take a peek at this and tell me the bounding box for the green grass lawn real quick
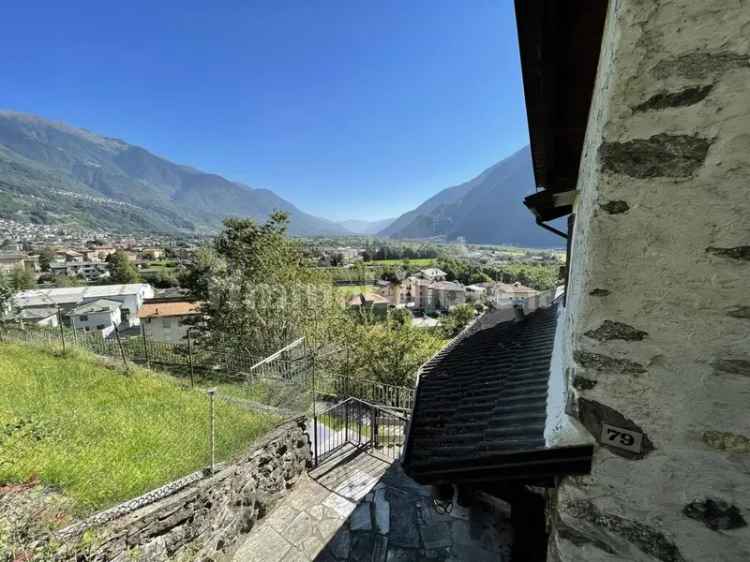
[0,343,280,514]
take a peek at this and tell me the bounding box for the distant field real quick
[363,258,435,266]
[0,343,279,513]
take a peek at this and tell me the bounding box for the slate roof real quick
[70,299,122,315]
[403,302,592,485]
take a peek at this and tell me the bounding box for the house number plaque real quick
[601,423,643,454]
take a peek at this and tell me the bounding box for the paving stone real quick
[418,547,451,561]
[418,521,452,550]
[266,503,301,534]
[328,528,351,559]
[350,531,376,561]
[232,525,291,562]
[323,493,357,518]
[309,504,325,521]
[350,503,373,531]
[389,495,419,548]
[282,547,308,562]
[372,534,389,562]
[285,511,314,547]
[386,547,419,562]
[374,489,390,535]
[232,455,511,562]
[318,515,348,539]
[300,534,325,558]
[447,543,503,562]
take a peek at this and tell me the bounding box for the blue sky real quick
[1,0,529,221]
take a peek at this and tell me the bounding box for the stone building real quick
[516,1,750,560]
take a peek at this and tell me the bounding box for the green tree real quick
[185,212,338,358]
[38,248,56,272]
[54,275,82,288]
[106,250,140,284]
[440,303,476,338]
[9,267,35,291]
[337,316,444,387]
[0,278,12,320]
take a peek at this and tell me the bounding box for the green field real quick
[363,258,436,267]
[335,284,375,298]
[0,343,280,513]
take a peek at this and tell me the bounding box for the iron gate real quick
[311,397,409,467]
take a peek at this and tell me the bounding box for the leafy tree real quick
[54,275,82,288]
[152,269,179,289]
[0,278,12,320]
[106,250,140,284]
[185,212,338,358]
[389,307,413,327]
[440,304,476,338]
[9,267,35,291]
[38,248,56,272]
[333,315,444,387]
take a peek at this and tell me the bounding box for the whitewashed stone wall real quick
[550,1,750,560]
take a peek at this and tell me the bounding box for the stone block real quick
[350,502,373,531]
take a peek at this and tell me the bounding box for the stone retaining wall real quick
[55,418,312,561]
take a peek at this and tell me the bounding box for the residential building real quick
[138,300,201,344]
[141,248,165,260]
[11,307,59,327]
[402,276,465,313]
[69,299,122,337]
[49,262,110,282]
[428,280,466,311]
[81,247,116,262]
[12,284,154,327]
[487,281,539,308]
[0,252,28,274]
[61,250,84,263]
[417,267,447,282]
[465,284,487,303]
[347,292,390,319]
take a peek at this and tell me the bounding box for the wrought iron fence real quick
[0,324,416,415]
[311,397,409,467]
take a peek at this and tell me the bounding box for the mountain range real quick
[336,218,395,235]
[378,146,559,246]
[0,111,348,236]
[0,111,556,246]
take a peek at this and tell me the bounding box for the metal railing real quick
[311,397,409,467]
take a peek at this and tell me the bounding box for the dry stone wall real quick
[550,1,750,560]
[55,419,311,562]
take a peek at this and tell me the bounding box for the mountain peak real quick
[0,111,348,236]
[379,145,560,247]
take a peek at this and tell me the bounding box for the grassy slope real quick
[0,343,280,513]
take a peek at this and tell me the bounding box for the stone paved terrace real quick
[228,445,512,561]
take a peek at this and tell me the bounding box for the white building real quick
[13,307,59,327]
[69,299,122,337]
[418,268,447,282]
[49,262,110,282]
[12,284,154,328]
[487,282,539,308]
[465,284,488,303]
[138,300,200,343]
[400,276,466,313]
